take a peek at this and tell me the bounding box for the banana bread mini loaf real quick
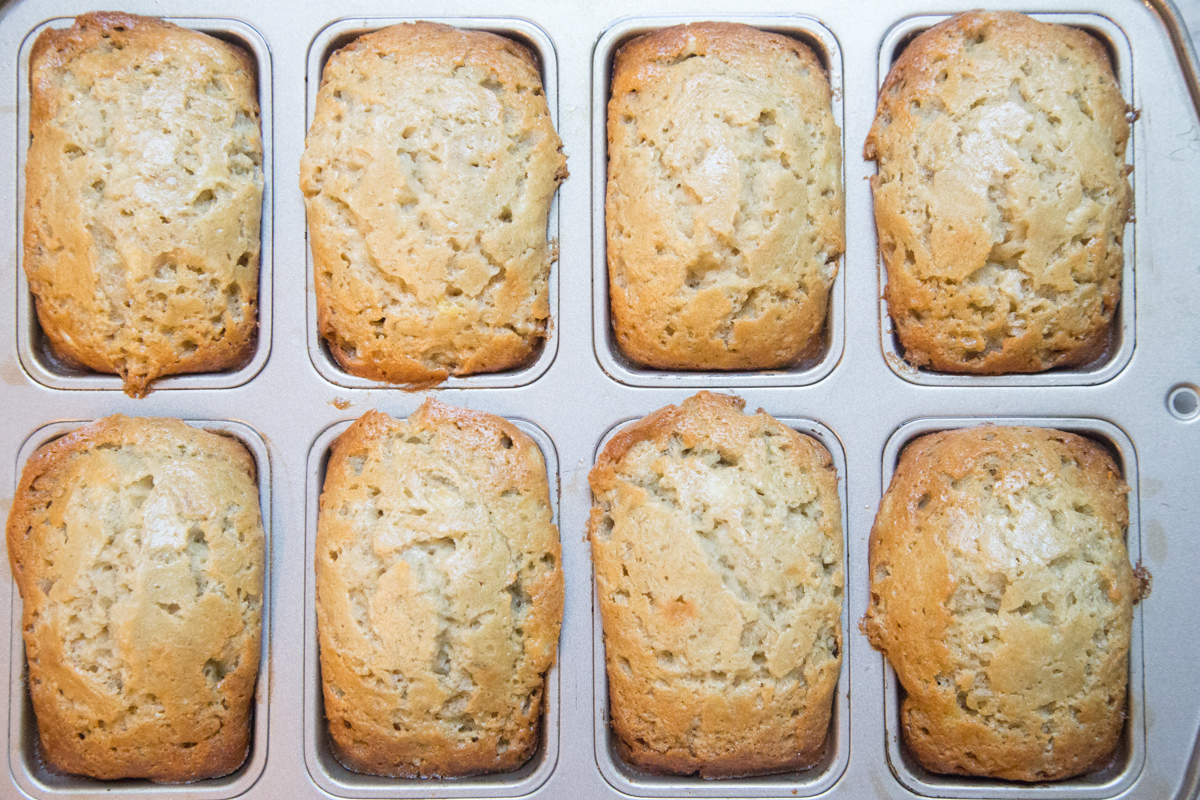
[865,12,1131,373]
[301,22,567,386]
[588,392,844,776]
[606,23,844,370]
[316,401,563,777]
[6,416,265,782]
[863,426,1139,781]
[24,13,263,397]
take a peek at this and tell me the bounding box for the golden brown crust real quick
[6,416,264,781]
[589,392,843,776]
[24,13,263,396]
[865,12,1130,373]
[302,22,567,386]
[863,426,1136,780]
[315,401,563,777]
[606,23,843,370]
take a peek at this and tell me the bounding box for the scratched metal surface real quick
[0,1,1198,798]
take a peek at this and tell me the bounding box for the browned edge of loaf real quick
[6,415,260,782]
[29,13,258,86]
[610,21,827,86]
[864,11,1118,165]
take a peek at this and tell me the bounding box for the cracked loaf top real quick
[301,22,568,386]
[24,13,263,397]
[863,425,1138,780]
[588,392,844,777]
[315,401,563,777]
[865,11,1132,373]
[606,23,844,370]
[6,415,264,781]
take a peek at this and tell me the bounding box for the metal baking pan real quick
[0,0,1198,798]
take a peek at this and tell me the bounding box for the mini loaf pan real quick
[876,417,1147,799]
[13,16,276,394]
[7,419,273,800]
[301,416,562,798]
[590,15,847,390]
[873,14,1138,388]
[302,18,563,392]
[0,1,1197,800]
[589,414,852,798]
